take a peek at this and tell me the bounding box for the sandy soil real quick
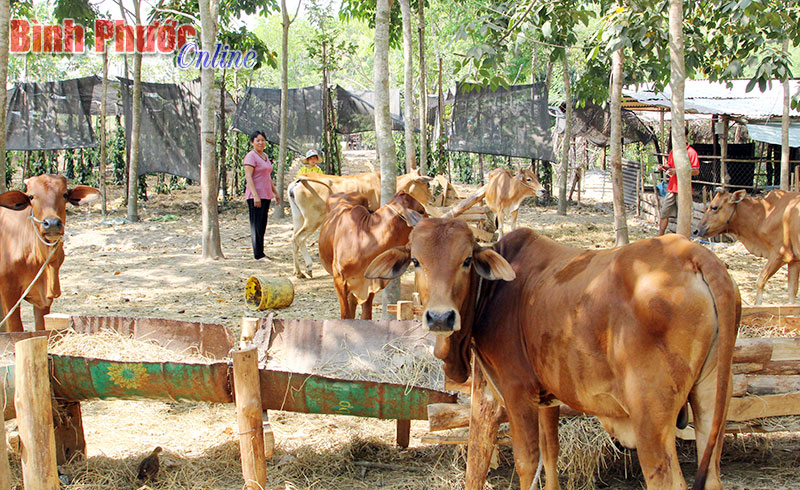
[6,170,800,489]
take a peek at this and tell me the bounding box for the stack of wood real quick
[427,177,496,243]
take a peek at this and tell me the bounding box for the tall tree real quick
[558,56,571,216]
[417,0,427,174]
[198,0,224,258]
[277,0,301,217]
[126,0,143,222]
[374,0,399,315]
[669,0,691,237]
[399,0,416,171]
[609,45,628,245]
[781,39,791,191]
[0,0,9,193]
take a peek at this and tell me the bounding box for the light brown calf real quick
[484,168,545,239]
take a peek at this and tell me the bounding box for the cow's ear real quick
[0,190,31,211]
[403,209,423,227]
[365,246,411,280]
[729,189,746,203]
[66,185,101,206]
[473,247,516,281]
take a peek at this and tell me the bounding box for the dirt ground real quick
[6,167,800,489]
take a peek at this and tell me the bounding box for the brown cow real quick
[694,188,800,305]
[0,175,99,332]
[288,169,432,278]
[485,168,545,239]
[367,219,739,490]
[319,192,426,319]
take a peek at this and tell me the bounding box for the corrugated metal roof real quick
[623,80,800,118]
[746,122,800,147]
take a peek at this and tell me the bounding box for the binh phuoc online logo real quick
[10,19,258,69]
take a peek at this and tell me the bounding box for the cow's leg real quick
[689,359,730,490]
[511,209,519,232]
[0,290,24,332]
[631,415,686,489]
[788,261,800,303]
[292,221,317,278]
[538,405,561,490]
[33,304,51,331]
[333,277,354,319]
[754,255,784,305]
[360,293,374,320]
[496,211,506,239]
[504,395,542,490]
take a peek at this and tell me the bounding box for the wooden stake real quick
[0,396,10,490]
[394,300,414,447]
[14,337,59,490]
[232,346,267,490]
[464,356,504,490]
[43,313,70,331]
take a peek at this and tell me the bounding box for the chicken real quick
[136,446,163,481]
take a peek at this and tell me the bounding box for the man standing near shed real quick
[659,127,700,235]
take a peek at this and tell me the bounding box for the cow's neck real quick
[727,197,773,257]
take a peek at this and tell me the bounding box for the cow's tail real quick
[288,181,304,233]
[692,254,740,490]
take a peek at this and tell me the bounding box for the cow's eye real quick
[27,194,34,201]
[63,193,69,200]
[411,258,419,267]
[710,206,718,211]
[463,256,472,268]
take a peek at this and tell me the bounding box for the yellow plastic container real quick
[244,276,294,310]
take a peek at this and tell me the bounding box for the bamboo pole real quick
[14,337,59,490]
[232,346,267,489]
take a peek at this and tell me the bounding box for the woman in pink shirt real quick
[244,131,280,260]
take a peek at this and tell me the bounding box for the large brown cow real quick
[319,191,426,319]
[485,168,545,239]
[288,169,432,278]
[694,188,800,305]
[0,175,99,332]
[367,218,739,490]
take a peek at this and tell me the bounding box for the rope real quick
[0,213,62,329]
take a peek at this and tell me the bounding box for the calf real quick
[319,192,426,319]
[485,168,545,239]
[695,188,800,304]
[0,175,99,332]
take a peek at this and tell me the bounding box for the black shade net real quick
[554,101,654,147]
[120,77,202,182]
[447,83,554,161]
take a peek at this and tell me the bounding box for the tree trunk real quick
[126,50,142,221]
[322,42,333,174]
[669,0,691,237]
[417,2,427,175]
[375,0,399,317]
[199,0,224,259]
[218,71,228,202]
[277,0,290,217]
[399,0,416,171]
[609,46,629,245]
[781,39,791,191]
[557,55,571,216]
[0,0,9,192]
[99,48,108,215]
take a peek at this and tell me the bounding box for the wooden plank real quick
[757,361,800,375]
[769,338,800,361]
[733,362,765,374]
[733,374,748,397]
[469,224,494,243]
[734,338,774,364]
[728,392,800,421]
[420,430,512,446]
[43,313,70,331]
[742,305,800,317]
[745,375,800,396]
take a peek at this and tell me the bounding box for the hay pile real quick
[47,328,213,363]
[557,415,627,489]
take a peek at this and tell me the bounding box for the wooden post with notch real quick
[465,353,504,490]
[394,301,414,448]
[15,337,59,490]
[233,346,267,489]
[240,318,275,459]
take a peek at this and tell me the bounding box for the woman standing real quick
[244,131,280,260]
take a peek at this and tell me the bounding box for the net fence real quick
[554,101,655,147]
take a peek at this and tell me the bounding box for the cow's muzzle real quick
[424,309,458,334]
[692,224,706,237]
[42,217,63,235]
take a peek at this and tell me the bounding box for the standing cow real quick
[485,168,545,239]
[695,188,800,305]
[319,191,426,319]
[367,217,739,490]
[0,175,99,332]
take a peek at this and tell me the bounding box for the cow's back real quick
[484,169,513,209]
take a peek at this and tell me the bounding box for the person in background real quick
[298,149,324,175]
[658,126,700,236]
[244,130,280,260]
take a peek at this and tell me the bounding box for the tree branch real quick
[153,7,200,24]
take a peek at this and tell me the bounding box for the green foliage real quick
[339,0,428,49]
[110,123,127,185]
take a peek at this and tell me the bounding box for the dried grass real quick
[556,415,627,490]
[47,328,213,363]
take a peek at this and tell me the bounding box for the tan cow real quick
[485,168,545,239]
[287,169,432,278]
[694,188,800,305]
[319,192,426,319]
[367,218,739,490]
[0,175,99,332]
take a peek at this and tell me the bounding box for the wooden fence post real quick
[239,317,275,460]
[0,399,10,490]
[232,346,267,489]
[15,337,59,490]
[394,300,414,448]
